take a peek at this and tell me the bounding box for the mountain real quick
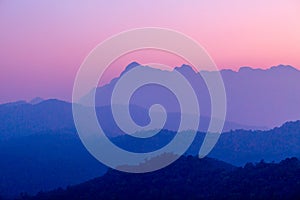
[220,64,300,128]
[207,120,300,165]
[1,100,27,107]
[0,99,75,139]
[111,120,300,166]
[81,63,300,129]
[5,63,299,138]
[0,99,261,140]
[0,131,107,198]
[0,120,298,198]
[20,156,300,200]
[1,63,300,198]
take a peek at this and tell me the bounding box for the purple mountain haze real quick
[80,63,300,130]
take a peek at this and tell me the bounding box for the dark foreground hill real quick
[19,156,300,200]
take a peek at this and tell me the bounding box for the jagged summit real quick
[270,64,298,71]
[174,64,196,73]
[125,61,141,70]
[237,64,298,73]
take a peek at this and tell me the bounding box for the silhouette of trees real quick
[19,156,300,200]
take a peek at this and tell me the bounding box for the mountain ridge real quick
[20,156,300,200]
[83,62,300,129]
[0,117,299,198]
[0,98,267,140]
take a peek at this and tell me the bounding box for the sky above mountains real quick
[0,0,300,103]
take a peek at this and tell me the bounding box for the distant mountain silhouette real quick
[80,62,300,129]
[21,156,300,200]
[0,99,75,139]
[1,100,27,107]
[0,99,262,140]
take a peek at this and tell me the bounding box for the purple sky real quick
[1,0,300,103]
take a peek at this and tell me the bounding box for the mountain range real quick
[0,98,261,139]
[3,63,300,136]
[1,63,300,198]
[0,114,299,198]
[81,63,300,129]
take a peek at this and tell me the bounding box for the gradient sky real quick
[1,0,300,103]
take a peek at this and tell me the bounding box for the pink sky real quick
[1,0,300,103]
